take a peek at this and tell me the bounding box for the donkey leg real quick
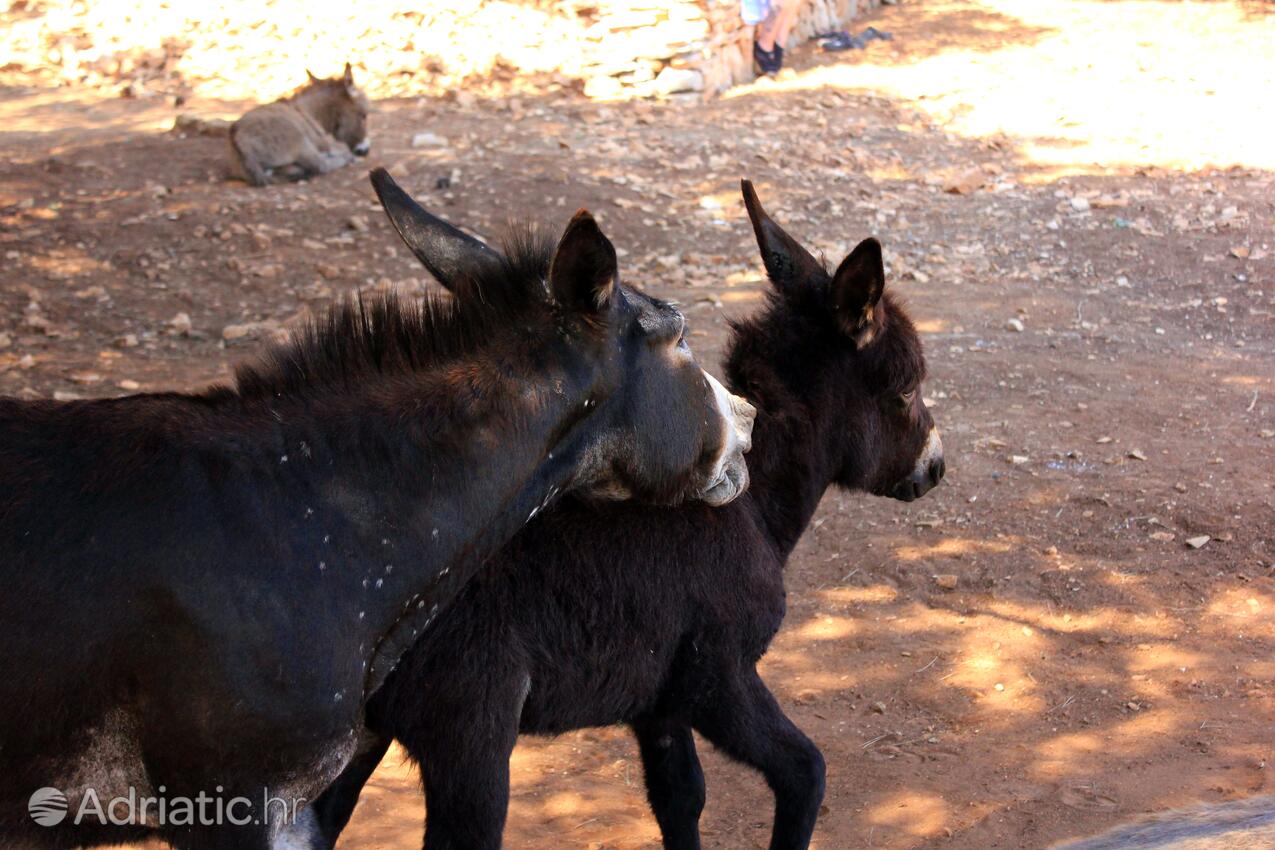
[692,670,825,850]
[415,725,518,850]
[307,730,393,849]
[633,716,706,850]
[401,674,528,850]
[294,144,354,177]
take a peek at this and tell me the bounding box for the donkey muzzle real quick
[891,426,945,502]
[353,139,371,157]
[699,373,756,507]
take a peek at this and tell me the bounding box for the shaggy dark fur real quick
[307,181,945,850]
[232,233,550,401]
[0,171,747,850]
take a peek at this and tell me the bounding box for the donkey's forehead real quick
[866,309,928,391]
[629,291,683,336]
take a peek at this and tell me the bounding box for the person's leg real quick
[754,0,803,72]
[771,0,803,50]
[755,2,780,52]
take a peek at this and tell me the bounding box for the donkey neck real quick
[219,347,604,697]
[727,346,843,562]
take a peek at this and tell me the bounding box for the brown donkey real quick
[229,63,371,186]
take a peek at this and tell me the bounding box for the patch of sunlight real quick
[820,583,899,605]
[793,614,859,641]
[720,289,765,304]
[509,741,564,780]
[981,600,1179,639]
[740,0,1275,173]
[865,790,951,836]
[1033,731,1104,778]
[1205,589,1275,639]
[894,536,1014,561]
[864,164,917,182]
[914,318,948,334]
[1221,375,1267,386]
[723,270,765,287]
[1034,711,1179,779]
[1125,645,1205,675]
[25,253,113,279]
[541,791,589,819]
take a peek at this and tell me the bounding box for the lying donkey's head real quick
[300,63,372,156]
[736,180,944,502]
[372,170,754,507]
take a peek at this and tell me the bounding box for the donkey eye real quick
[896,390,916,408]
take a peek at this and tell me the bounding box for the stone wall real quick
[583,0,882,99]
[0,0,881,103]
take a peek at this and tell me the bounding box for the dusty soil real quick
[2,1,1273,848]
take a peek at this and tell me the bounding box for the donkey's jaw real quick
[698,371,755,507]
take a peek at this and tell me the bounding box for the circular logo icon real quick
[29,787,68,827]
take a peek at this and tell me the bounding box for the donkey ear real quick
[369,168,501,291]
[830,237,886,347]
[741,179,823,293]
[548,210,617,314]
[343,62,354,87]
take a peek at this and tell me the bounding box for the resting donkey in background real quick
[305,180,946,850]
[0,169,753,850]
[230,63,372,186]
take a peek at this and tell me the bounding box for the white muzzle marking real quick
[700,370,755,506]
[913,426,944,479]
[353,138,371,156]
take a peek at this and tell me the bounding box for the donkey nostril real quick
[930,458,946,486]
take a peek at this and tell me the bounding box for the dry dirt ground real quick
[2,1,1274,849]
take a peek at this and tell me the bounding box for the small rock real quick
[583,75,624,100]
[935,574,959,590]
[411,132,449,149]
[346,215,369,232]
[1009,454,1029,465]
[1005,318,1024,332]
[1070,197,1091,212]
[1128,449,1147,461]
[222,319,283,343]
[870,701,887,714]
[943,167,985,195]
[793,689,818,705]
[114,333,139,348]
[117,379,141,391]
[652,66,703,95]
[0,333,10,349]
[169,312,193,336]
[1185,535,1211,549]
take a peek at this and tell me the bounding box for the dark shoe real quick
[753,40,781,75]
[820,31,866,52]
[863,26,894,41]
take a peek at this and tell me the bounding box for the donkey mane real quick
[232,230,554,400]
